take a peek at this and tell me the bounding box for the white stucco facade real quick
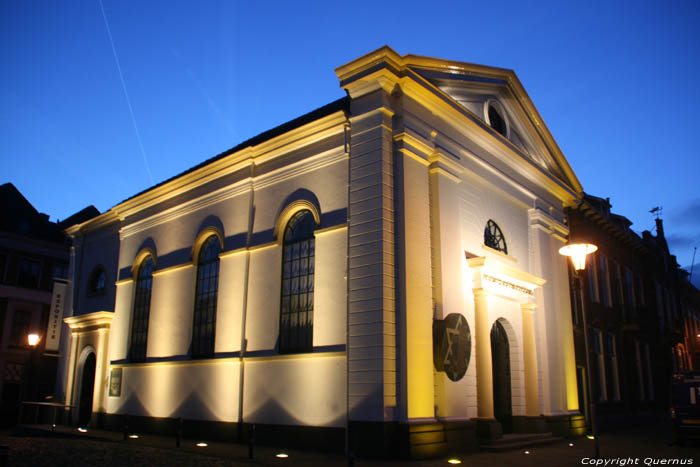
[58,47,584,456]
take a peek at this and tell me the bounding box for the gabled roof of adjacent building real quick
[0,183,68,244]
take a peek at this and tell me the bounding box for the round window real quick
[487,104,507,137]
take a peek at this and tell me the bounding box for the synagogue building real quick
[57,46,586,457]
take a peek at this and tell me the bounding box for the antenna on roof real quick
[649,206,662,220]
[690,247,697,284]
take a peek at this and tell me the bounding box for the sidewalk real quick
[1,423,697,467]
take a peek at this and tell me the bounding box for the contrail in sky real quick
[98,0,154,185]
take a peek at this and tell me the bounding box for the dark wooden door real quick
[491,321,512,433]
[78,353,96,427]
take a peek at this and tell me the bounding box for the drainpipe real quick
[238,180,254,438]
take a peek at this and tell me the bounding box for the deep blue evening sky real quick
[2,1,699,282]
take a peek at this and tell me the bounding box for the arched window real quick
[279,210,315,353]
[129,256,154,362]
[484,220,508,254]
[192,235,221,358]
[87,266,106,296]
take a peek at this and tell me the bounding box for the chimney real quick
[655,218,665,238]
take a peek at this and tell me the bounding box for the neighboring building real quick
[677,270,700,371]
[566,194,700,432]
[0,183,96,425]
[57,47,586,457]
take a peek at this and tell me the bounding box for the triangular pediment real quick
[405,60,577,191]
[336,47,583,201]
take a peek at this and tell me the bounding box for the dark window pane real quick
[279,210,315,353]
[484,220,507,254]
[192,236,220,358]
[129,256,154,362]
[488,105,507,136]
[10,310,31,347]
[17,259,41,289]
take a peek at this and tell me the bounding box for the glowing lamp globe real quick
[559,242,597,271]
[27,333,40,347]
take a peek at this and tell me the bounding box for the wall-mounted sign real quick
[109,368,122,397]
[433,313,471,382]
[46,280,68,352]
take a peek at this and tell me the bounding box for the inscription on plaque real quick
[109,368,122,397]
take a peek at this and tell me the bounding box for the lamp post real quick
[559,238,600,458]
[25,334,40,401]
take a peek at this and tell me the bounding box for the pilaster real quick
[521,302,539,416]
[345,89,398,422]
[473,288,494,419]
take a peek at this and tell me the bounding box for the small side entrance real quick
[491,320,512,434]
[78,353,96,426]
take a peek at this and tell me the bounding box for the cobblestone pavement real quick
[0,423,697,467]
[0,434,251,467]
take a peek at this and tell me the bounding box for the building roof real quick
[120,97,350,206]
[0,183,67,244]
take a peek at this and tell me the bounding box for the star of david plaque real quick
[433,313,471,382]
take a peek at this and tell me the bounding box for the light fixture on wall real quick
[27,333,40,347]
[559,228,599,459]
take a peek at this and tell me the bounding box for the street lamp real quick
[27,333,40,347]
[559,235,599,458]
[20,333,41,424]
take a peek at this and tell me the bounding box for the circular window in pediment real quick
[485,100,509,138]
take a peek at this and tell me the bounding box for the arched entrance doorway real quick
[491,320,512,433]
[78,352,96,426]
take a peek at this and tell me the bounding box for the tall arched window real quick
[129,256,154,362]
[279,210,315,353]
[484,219,508,254]
[192,235,221,358]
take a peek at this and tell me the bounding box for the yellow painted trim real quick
[113,112,347,220]
[110,351,346,368]
[315,223,347,236]
[249,241,277,253]
[393,131,434,157]
[219,247,247,259]
[64,311,114,331]
[398,147,430,166]
[467,256,546,287]
[191,227,224,263]
[71,111,347,234]
[246,351,346,363]
[273,200,321,244]
[428,150,463,176]
[151,262,194,277]
[115,277,133,287]
[482,244,517,263]
[429,167,461,183]
[131,248,156,280]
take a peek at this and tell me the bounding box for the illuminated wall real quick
[61,47,585,444]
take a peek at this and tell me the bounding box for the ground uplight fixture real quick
[275,453,289,458]
[586,435,595,440]
[196,442,208,447]
[569,443,574,447]
[524,450,530,455]
[27,333,40,347]
[447,459,462,465]
[129,434,139,439]
[77,427,88,433]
